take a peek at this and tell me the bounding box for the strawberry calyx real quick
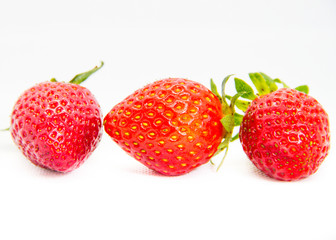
[210,75,246,170]
[226,72,309,112]
[50,61,104,84]
[210,72,309,170]
[232,72,309,100]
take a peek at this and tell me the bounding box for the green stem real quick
[69,61,104,85]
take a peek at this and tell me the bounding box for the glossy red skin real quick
[239,88,330,181]
[104,78,225,176]
[10,81,103,172]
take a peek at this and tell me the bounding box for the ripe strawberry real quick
[104,78,236,176]
[236,73,330,181]
[10,62,104,173]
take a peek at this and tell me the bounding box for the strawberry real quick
[233,73,330,181]
[10,62,104,173]
[103,78,238,176]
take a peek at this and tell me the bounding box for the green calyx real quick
[210,72,309,170]
[226,72,309,109]
[50,61,104,84]
[210,75,246,170]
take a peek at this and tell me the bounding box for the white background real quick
[1,0,335,239]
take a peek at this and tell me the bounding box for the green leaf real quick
[221,75,233,96]
[234,113,243,126]
[273,78,289,88]
[70,61,104,85]
[214,83,245,172]
[220,114,234,133]
[229,91,246,109]
[216,144,229,171]
[210,79,222,103]
[259,72,278,92]
[221,91,246,131]
[249,72,270,95]
[225,95,251,112]
[230,133,239,142]
[221,74,234,113]
[295,85,309,94]
[217,140,228,153]
[214,133,232,169]
[234,77,257,100]
[235,99,251,112]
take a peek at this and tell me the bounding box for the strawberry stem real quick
[69,61,104,85]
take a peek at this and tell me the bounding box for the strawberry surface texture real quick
[10,64,103,172]
[104,78,225,176]
[239,88,330,181]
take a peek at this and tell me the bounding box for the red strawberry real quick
[10,62,104,173]
[235,73,330,181]
[103,78,234,176]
